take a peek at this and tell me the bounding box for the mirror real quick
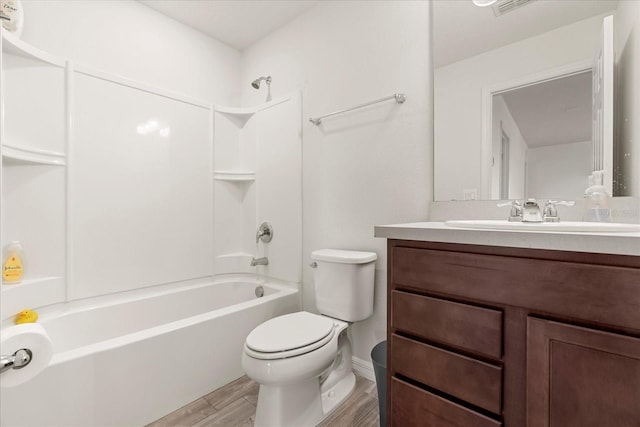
[433,0,634,201]
[488,68,593,201]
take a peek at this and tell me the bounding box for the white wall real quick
[20,0,240,105]
[239,1,433,362]
[527,141,593,200]
[15,0,433,364]
[435,13,608,201]
[14,1,242,300]
[615,1,640,197]
[254,95,302,284]
[69,73,213,300]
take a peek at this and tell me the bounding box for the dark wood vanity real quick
[386,238,640,427]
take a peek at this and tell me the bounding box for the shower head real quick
[251,76,272,89]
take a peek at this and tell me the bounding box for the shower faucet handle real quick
[256,222,273,244]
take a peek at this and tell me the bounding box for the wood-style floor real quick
[146,374,380,427]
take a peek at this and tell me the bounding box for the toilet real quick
[242,249,377,427]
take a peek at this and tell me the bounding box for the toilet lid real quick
[246,311,335,354]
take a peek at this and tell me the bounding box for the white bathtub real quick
[0,275,299,427]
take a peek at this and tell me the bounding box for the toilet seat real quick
[245,312,336,360]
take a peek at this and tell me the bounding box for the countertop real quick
[374,222,640,257]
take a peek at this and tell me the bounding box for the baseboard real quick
[352,356,376,382]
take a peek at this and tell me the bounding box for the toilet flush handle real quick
[309,262,317,268]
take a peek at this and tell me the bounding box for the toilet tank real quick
[310,249,377,322]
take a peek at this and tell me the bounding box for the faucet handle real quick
[256,222,273,244]
[547,200,575,207]
[543,200,575,222]
[497,200,523,222]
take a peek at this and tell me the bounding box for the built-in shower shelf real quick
[215,252,255,275]
[1,28,66,67]
[1,276,66,322]
[217,252,254,259]
[214,105,255,128]
[214,170,256,182]
[2,144,66,166]
[1,276,62,290]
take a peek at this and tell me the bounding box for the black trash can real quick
[371,340,387,427]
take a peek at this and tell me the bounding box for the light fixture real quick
[472,0,498,6]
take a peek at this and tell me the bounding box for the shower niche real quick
[213,106,258,273]
[213,94,302,282]
[0,29,67,318]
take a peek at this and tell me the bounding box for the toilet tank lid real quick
[311,249,377,264]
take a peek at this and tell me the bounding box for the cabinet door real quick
[527,318,640,427]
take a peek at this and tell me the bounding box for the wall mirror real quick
[433,0,634,202]
[486,64,593,201]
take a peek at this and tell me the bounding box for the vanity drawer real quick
[391,246,640,333]
[391,377,502,427]
[391,290,502,359]
[391,334,502,414]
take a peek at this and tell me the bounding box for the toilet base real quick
[321,371,356,418]
[253,371,356,427]
[246,317,356,427]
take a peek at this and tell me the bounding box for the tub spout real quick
[250,257,269,267]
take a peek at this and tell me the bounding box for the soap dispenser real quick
[583,172,611,222]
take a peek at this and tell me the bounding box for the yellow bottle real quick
[2,242,24,284]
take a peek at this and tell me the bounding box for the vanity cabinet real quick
[527,318,640,427]
[386,239,640,427]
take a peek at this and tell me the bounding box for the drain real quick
[255,286,264,298]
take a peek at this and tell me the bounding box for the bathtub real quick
[0,275,299,427]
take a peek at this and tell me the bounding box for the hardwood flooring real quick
[147,374,379,427]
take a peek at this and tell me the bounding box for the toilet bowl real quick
[241,249,376,427]
[242,312,354,427]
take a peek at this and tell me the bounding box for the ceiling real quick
[500,71,592,148]
[140,0,616,149]
[140,0,617,61]
[433,0,617,67]
[140,0,319,51]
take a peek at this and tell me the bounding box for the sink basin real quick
[445,220,640,233]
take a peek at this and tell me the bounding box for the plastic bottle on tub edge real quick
[2,241,25,284]
[583,171,612,223]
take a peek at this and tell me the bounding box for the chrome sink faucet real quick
[522,199,543,222]
[498,199,575,222]
[542,200,575,222]
[497,199,542,222]
[497,200,523,222]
